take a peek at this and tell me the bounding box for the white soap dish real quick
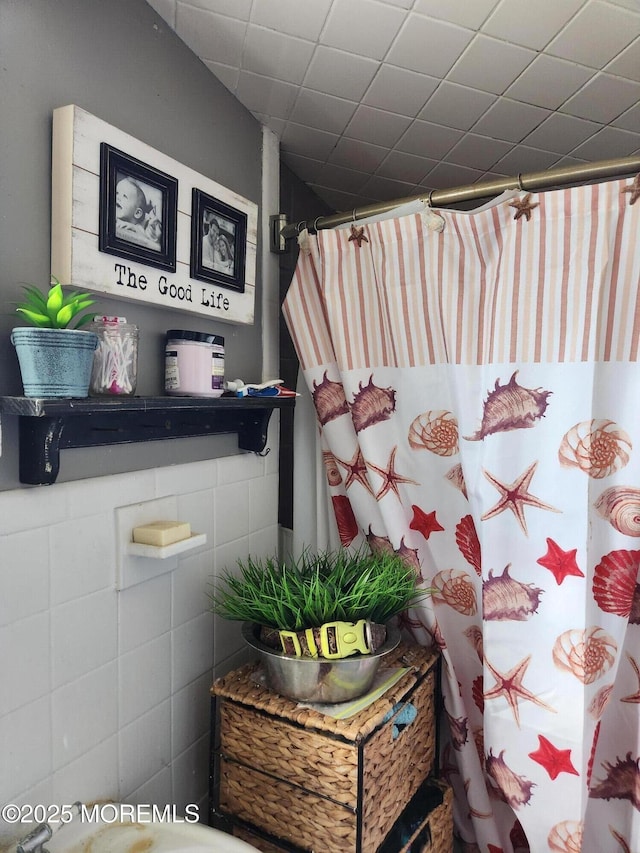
[126,533,207,559]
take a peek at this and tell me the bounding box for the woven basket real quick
[212,643,439,853]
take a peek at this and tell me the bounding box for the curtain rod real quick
[281,154,640,239]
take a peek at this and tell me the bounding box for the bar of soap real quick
[133,520,191,547]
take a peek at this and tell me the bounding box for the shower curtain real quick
[282,177,640,853]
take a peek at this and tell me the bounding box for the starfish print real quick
[528,734,579,780]
[333,447,375,496]
[621,654,640,703]
[536,537,584,584]
[484,654,556,727]
[367,446,419,501]
[409,505,444,539]
[348,224,368,247]
[621,173,640,205]
[481,461,561,536]
[509,193,539,221]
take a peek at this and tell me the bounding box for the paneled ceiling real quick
[148,0,640,212]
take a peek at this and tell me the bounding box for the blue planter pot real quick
[11,327,99,398]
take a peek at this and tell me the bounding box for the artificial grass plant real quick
[208,547,427,631]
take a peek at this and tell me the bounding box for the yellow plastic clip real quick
[319,620,371,659]
[279,630,302,656]
[304,628,319,658]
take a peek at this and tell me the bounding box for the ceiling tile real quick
[303,46,379,100]
[448,35,536,94]
[329,137,390,172]
[362,66,439,116]
[413,0,499,30]
[419,161,484,189]
[249,0,332,40]
[280,152,325,184]
[420,82,496,130]
[481,0,585,51]
[204,61,239,93]
[253,114,287,137]
[604,37,640,83]
[235,72,300,119]
[376,0,413,8]
[523,113,600,154]
[359,174,420,201]
[471,98,551,143]
[492,145,562,175]
[614,102,640,133]
[396,119,464,159]
[315,163,370,194]
[571,126,640,159]
[606,0,640,9]
[504,54,592,109]
[547,1,640,68]
[447,133,515,170]
[561,74,640,124]
[148,0,176,28]
[376,150,437,183]
[309,185,376,209]
[289,89,358,135]
[242,25,315,84]
[280,123,340,160]
[177,0,252,20]
[175,6,246,66]
[386,14,473,77]
[321,0,406,60]
[344,106,413,147]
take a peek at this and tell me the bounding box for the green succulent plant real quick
[15,276,96,330]
[208,547,429,632]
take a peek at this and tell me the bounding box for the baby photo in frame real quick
[99,143,178,272]
[190,188,247,293]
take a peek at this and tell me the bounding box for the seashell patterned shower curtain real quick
[282,177,640,853]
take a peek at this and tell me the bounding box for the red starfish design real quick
[488,846,504,853]
[334,447,375,496]
[528,734,579,780]
[348,224,368,247]
[481,461,561,536]
[536,537,584,584]
[409,505,444,539]
[509,193,539,221]
[484,654,556,727]
[622,173,640,205]
[367,446,419,501]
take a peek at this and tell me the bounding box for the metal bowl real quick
[242,622,401,704]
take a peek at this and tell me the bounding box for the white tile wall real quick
[0,421,281,845]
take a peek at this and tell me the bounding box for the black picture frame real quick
[99,143,178,272]
[190,189,247,293]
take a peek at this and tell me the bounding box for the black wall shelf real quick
[0,395,294,486]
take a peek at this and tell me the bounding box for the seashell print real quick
[588,684,614,719]
[395,537,423,580]
[483,565,543,621]
[552,626,617,684]
[464,625,484,661]
[456,514,481,575]
[472,676,484,713]
[311,371,349,426]
[590,751,640,809]
[631,586,640,624]
[510,821,529,852]
[587,721,601,788]
[432,568,478,615]
[472,727,485,769]
[331,495,358,547]
[445,462,468,498]
[322,451,342,487]
[595,486,640,536]
[558,419,632,479]
[592,549,640,618]
[609,827,631,853]
[464,371,551,441]
[486,749,535,809]
[408,410,459,456]
[445,705,469,750]
[349,375,396,432]
[547,821,583,853]
[365,526,394,555]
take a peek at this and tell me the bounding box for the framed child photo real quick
[190,188,247,293]
[99,143,178,272]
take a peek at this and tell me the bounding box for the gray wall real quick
[0,0,265,488]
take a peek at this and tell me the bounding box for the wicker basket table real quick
[210,642,452,853]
